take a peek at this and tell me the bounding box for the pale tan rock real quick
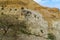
[0,0,60,40]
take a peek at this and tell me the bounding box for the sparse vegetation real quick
[0,14,21,40]
[47,33,56,40]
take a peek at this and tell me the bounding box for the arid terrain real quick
[0,0,60,40]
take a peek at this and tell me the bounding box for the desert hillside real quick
[0,0,60,40]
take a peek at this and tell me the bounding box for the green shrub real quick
[48,33,56,40]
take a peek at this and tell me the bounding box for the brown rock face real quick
[0,0,60,40]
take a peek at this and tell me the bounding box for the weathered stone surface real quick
[0,0,59,40]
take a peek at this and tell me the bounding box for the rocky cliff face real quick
[0,0,60,40]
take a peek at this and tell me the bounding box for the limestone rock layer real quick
[0,0,60,40]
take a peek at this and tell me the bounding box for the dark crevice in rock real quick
[10,9,12,11]
[34,15,36,18]
[1,7,4,10]
[21,7,24,10]
[1,12,4,15]
[40,30,43,33]
[15,9,17,11]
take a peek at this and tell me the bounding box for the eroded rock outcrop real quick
[0,0,60,40]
